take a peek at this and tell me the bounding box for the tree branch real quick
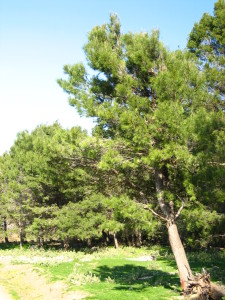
[138,203,168,222]
[175,200,185,220]
[208,162,225,166]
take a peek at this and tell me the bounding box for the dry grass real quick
[0,263,90,300]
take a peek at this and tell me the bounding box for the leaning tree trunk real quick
[168,222,193,290]
[154,169,225,299]
[168,220,225,299]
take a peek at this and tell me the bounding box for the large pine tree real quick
[58,12,225,298]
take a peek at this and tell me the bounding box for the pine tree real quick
[58,14,225,298]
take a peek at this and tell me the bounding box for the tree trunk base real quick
[183,269,225,300]
[113,233,119,249]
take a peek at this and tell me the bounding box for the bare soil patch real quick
[0,285,12,300]
[0,263,90,300]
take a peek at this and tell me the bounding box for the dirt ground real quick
[0,263,90,300]
[0,285,12,300]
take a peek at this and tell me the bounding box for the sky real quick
[0,0,215,154]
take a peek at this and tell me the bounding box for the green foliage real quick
[178,206,225,248]
[57,194,107,242]
[0,123,101,243]
[187,0,225,108]
[58,13,225,249]
[0,9,224,251]
[102,195,159,240]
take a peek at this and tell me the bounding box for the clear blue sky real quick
[0,0,215,154]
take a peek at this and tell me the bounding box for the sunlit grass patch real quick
[0,246,224,299]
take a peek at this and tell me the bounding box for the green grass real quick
[32,247,181,300]
[0,245,224,300]
[82,258,180,300]
[40,262,75,281]
[9,289,20,300]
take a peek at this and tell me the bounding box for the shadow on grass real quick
[94,264,180,292]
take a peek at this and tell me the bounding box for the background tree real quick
[0,123,96,246]
[0,136,35,249]
[187,0,225,250]
[57,193,107,248]
[187,0,225,109]
[1,123,155,248]
[0,153,12,244]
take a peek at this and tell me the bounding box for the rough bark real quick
[154,168,225,299]
[155,169,171,220]
[168,223,193,290]
[113,232,119,249]
[155,169,193,290]
[167,224,225,300]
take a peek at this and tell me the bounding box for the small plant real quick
[105,276,115,284]
[68,269,100,286]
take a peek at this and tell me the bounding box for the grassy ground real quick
[0,244,224,300]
